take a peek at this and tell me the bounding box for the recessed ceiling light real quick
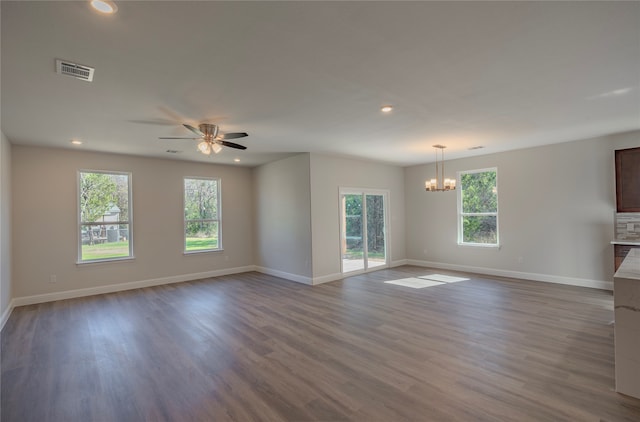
[234,158,241,163]
[70,139,83,145]
[90,0,118,14]
[381,105,393,113]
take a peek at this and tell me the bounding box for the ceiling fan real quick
[159,123,248,155]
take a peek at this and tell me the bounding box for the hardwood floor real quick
[2,266,640,421]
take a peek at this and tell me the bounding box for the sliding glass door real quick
[340,189,388,274]
[342,193,365,272]
[365,194,387,270]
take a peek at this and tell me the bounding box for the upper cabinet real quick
[616,147,640,212]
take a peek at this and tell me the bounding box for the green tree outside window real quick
[459,169,498,244]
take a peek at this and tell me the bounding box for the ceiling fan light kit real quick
[160,123,248,156]
[197,141,211,155]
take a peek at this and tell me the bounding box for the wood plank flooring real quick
[2,266,640,421]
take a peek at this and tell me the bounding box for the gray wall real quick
[310,153,406,280]
[4,130,638,306]
[404,130,640,288]
[253,153,313,281]
[11,146,254,299]
[252,152,407,283]
[1,132,12,318]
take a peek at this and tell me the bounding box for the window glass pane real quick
[80,172,129,223]
[459,168,498,245]
[461,171,497,213]
[184,177,220,252]
[184,179,218,220]
[185,221,219,251]
[344,194,363,258]
[81,224,130,260]
[462,216,497,244]
[366,194,386,269]
[79,171,131,262]
[366,195,385,255]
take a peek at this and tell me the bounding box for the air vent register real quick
[55,59,95,82]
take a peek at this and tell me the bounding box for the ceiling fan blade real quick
[159,137,200,140]
[183,124,204,137]
[221,132,248,140]
[220,140,247,150]
[128,118,176,126]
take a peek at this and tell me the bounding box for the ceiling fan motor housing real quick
[199,124,219,140]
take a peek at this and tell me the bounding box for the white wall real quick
[253,153,313,281]
[404,130,640,289]
[11,146,254,300]
[1,132,12,320]
[309,153,406,281]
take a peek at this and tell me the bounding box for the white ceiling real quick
[2,1,639,167]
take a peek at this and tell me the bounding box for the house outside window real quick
[78,170,132,262]
[184,177,221,253]
[458,168,498,246]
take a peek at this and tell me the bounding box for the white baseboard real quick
[255,266,313,285]
[312,272,343,285]
[12,265,257,308]
[391,259,408,268]
[248,267,343,286]
[312,260,412,285]
[406,259,613,291]
[7,259,610,323]
[0,299,15,331]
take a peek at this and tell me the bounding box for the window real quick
[78,170,132,262]
[184,177,221,253]
[458,168,498,246]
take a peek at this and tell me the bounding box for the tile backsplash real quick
[616,213,640,241]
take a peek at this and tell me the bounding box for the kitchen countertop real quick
[611,240,640,246]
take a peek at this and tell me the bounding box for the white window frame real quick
[457,167,499,247]
[77,170,133,264]
[183,176,222,254]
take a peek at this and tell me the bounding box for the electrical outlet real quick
[49,274,57,283]
[517,256,524,263]
[224,255,229,262]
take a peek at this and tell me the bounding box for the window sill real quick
[76,256,135,265]
[457,242,501,250]
[184,248,224,255]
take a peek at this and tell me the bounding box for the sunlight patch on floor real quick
[418,274,470,283]
[384,274,470,289]
[384,278,445,289]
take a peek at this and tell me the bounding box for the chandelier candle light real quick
[425,145,456,192]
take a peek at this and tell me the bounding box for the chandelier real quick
[425,145,456,192]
